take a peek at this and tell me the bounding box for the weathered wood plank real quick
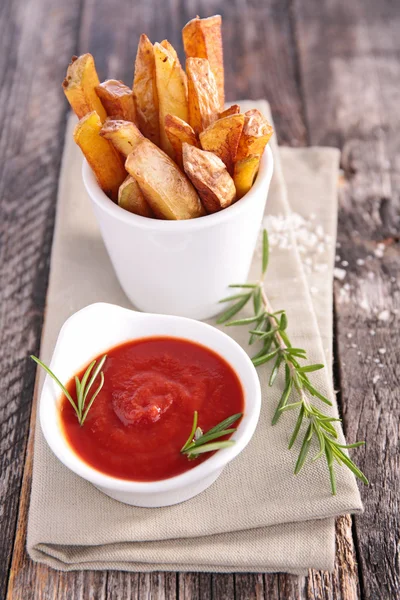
[294,0,400,598]
[0,0,82,597]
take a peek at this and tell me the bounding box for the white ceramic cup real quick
[82,146,273,320]
[39,303,261,507]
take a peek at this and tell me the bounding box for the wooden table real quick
[1,0,398,598]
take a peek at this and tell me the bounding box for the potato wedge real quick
[186,58,220,135]
[199,113,244,174]
[164,114,199,169]
[74,112,126,201]
[63,54,107,121]
[118,175,154,217]
[219,104,240,119]
[125,138,205,220]
[100,119,143,157]
[182,143,236,213]
[236,109,274,161]
[154,42,188,158]
[182,15,224,109]
[233,155,260,199]
[95,79,137,123]
[133,34,160,145]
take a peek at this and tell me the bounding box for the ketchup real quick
[60,337,244,481]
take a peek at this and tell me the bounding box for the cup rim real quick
[82,145,273,231]
[39,303,262,494]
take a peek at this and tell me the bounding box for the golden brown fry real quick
[182,143,236,213]
[182,15,224,109]
[125,138,205,220]
[74,112,126,201]
[118,175,154,217]
[95,79,137,122]
[63,54,107,121]
[219,104,240,119]
[199,113,244,174]
[236,109,274,161]
[154,42,188,158]
[133,34,160,145]
[233,155,260,199]
[164,114,199,169]
[100,119,143,157]
[186,58,220,135]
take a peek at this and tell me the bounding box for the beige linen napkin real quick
[27,101,362,574]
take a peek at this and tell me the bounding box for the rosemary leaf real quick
[252,348,280,367]
[226,316,261,327]
[288,405,305,449]
[181,410,198,452]
[216,293,252,324]
[184,441,235,456]
[30,355,79,415]
[219,293,249,303]
[272,377,293,425]
[253,287,262,315]
[269,354,283,387]
[294,424,313,474]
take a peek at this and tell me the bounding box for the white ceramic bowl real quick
[39,303,261,507]
[83,146,273,320]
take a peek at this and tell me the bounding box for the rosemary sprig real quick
[217,229,368,495]
[181,411,242,460]
[31,354,107,426]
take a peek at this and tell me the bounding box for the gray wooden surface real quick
[0,0,398,598]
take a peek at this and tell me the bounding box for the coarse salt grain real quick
[378,309,390,321]
[347,332,353,339]
[356,259,365,266]
[370,330,376,336]
[372,374,380,384]
[341,260,349,267]
[378,348,386,354]
[334,268,346,280]
[373,358,380,363]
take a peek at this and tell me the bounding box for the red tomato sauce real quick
[60,337,244,481]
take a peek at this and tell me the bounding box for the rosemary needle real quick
[181,412,242,460]
[31,354,107,425]
[217,229,368,495]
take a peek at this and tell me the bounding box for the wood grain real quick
[294,0,400,598]
[2,0,399,598]
[0,0,81,597]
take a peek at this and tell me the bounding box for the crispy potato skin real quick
[74,111,126,201]
[186,58,220,135]
[118,175,154,217]
[164,114,199,169]
[182,15,224,109]
[182,143,236,213]
[233,155,260,199]
[154,42,188,159]
[133,34,160,145]
[125,138,205,220]
[100,119,143,157]
[95,79,137,123]
[199,113,244,174]
[63,54,107,122]
[236,109,273,161]
[219,104,240,118]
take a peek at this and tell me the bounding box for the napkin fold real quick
[27,101,362,574]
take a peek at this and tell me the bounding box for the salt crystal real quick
[372,375,380,384]
[373,358,380,363]
[368,272,375,279]
[341,260,349,267]
[336,242,341,248]
[347,332,353,339]
[344,283,351,290]
[379,364,385,368]
[357,351,362,356]
[334,268,346,280]
[351,343,357,348]
[356,259,365,266]
[391,277,396,283]
[378,309,390,321]
[370,330,376,336]
[374,243,385,258]
[378,348,386,354]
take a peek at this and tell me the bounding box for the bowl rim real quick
[82,145,273,231]
[39,303,262,494]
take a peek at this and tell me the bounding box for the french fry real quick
[186,58,220,135]
[199,113,244,174]
[219,104,240,119]
[133,34,160,145]
[63,54,107,121]
[233,155,260,199]
[125,138,205,220]
[154,42,188,158]
[236,109,274,161]
[182,15,224,109]
[100,119,143,157]
[164,114,199,169]
[182,143,236,213]
[95,80,137,123]
[118,175,154,217]
[74,112,126,201]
